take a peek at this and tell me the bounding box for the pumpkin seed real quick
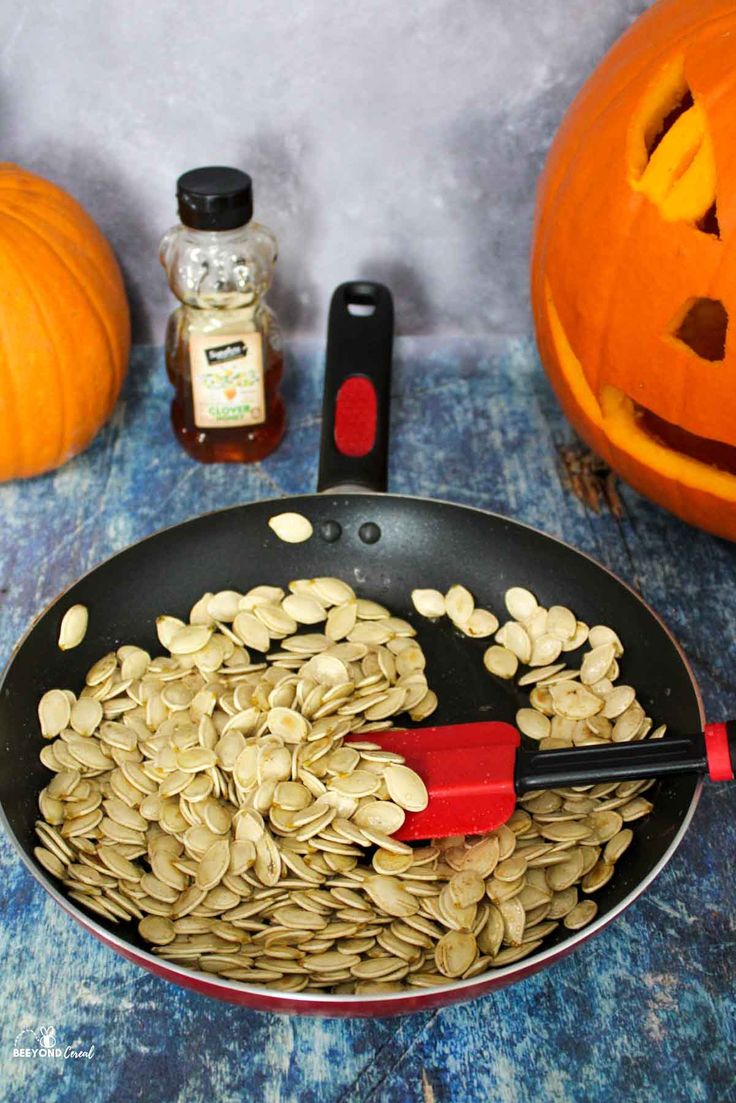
[529,635,563,667]
[38,689,71,738]
[582,860,614,893]
[156,616,185,650]
[563,900,598,930]
[546,606,576,641]
[312,577,356,606]
[240,585,286,611]
[282,593,327,626]
[612,703,645,743]
[70,698,103,736]
[233,613,270,653]
[562,621,589,652]
[196,840,231,891]
[170,624,212,655]
[588,625,623,656]
[207,591,243,622]
[411,589,446,618]
[604,828,634,864]
[461,609,499,638]
[383,764,429,812]
[619,797,654,822]
[549,682,603,720]
[499,622,532,663]
[517,663,565,687]
[516,708,551,741]
[364,876,419,918]
[483,645,518,679]
[504,587,538,622]
[34,845,67,878]
[139,915,176,945]
[435,930,477,977]
[352,801,405,835]
[268,512,314,543]
[445,585,474,626]
[409,689,438,722]
[58,604,89,651]
[325,603,358,642]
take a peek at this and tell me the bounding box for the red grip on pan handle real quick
[704,722,736,782]
[334,376,378,457]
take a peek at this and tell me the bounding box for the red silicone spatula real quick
[349,720,736,840]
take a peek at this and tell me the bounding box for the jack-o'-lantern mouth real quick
[545,287,736,497]
[607,388,736,477]
[600,387,736,500]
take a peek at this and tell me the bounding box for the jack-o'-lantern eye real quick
[629,61,717,231]
[670,297,728,361]
[645,85,693,159]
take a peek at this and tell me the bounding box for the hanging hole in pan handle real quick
[346,285,378,317]
[317,281,394,495]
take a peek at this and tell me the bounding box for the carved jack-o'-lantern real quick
[531,0,736,539]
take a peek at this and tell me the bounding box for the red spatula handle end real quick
[704,722,736,781]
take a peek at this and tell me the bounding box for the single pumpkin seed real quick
[58,604,89,651]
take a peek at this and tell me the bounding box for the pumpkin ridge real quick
[3,192,126,303]
[40,213,128,400]
[597,198,650,398]
[600,386,736,500]
[667,225,733,431]
[0,204,127,415]
[0,219,73,468]
[704,225,731,354]
[0,243,25,476]
[544,283,602,429]
[0,165,128,370]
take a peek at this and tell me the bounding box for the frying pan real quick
[0,282,704,1018]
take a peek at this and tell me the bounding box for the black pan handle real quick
[515,721,736,793]
[317,282,394,493]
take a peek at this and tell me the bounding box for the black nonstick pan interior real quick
[0,489,701,963]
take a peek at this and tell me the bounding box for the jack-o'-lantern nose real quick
[671,298,728,362]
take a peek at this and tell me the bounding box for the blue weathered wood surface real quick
[1,340,734,1103]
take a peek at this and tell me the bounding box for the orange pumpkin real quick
[531,0,736,540]
[0,164,130,480]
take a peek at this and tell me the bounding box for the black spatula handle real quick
[515,721,736,793]
[317,282,394,493]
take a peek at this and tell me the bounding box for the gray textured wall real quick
[2,0,651,342]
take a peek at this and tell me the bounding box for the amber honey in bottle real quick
[159,166,285,463]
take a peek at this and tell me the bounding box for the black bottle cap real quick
[176,166,253,231]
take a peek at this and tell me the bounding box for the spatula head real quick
[348,721,520,841]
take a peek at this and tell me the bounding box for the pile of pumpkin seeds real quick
[33,578,657,995]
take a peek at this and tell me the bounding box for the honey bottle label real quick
[189,332,266,428]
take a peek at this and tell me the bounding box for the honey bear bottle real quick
[160,166,285,463]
